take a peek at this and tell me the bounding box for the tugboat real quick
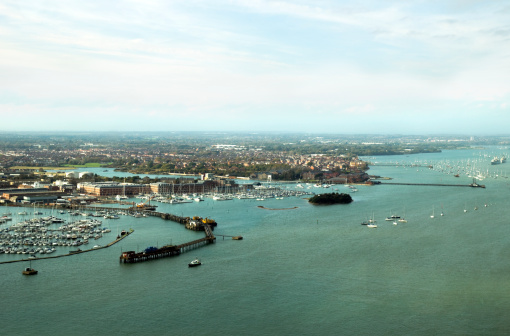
[188,258,201,267]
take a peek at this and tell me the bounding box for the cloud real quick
[0,0,510,133]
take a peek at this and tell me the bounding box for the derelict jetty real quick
[119,221,216,263]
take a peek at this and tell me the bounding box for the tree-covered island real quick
[308,193,353,205]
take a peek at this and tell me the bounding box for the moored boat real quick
[22,267,38,275]
[22,260,38,275]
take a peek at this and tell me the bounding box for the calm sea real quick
[2,147,510,335]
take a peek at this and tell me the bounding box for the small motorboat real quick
[188,258,201,267]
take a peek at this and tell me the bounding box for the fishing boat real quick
[22,260,38,275]
[188,258,201,267]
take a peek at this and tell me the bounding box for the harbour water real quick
[2,147,510,335]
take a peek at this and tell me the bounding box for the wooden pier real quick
[119,224,216,263]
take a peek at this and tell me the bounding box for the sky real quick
[1,0,510,134]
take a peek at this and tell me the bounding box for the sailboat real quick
[22,260,38,275]
[116,180,129,201]
[364,211,377,228]
[430,206,435,219]
[398,207,407,223]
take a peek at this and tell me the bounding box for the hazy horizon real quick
[1,1,509,134]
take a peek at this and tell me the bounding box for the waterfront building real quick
[80,182,150,197]
[0,188,70,204]
[1,187,53,199]
[150,180,222,195]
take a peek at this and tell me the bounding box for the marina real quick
[0,202,223,264]
[0,229,134,264]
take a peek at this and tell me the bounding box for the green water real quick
[2,148,510,335]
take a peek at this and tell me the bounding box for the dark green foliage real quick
[308,192,353,205]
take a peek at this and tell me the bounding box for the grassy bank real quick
[11,163,108,170]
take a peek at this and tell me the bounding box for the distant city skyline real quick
[1,1,509,134]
